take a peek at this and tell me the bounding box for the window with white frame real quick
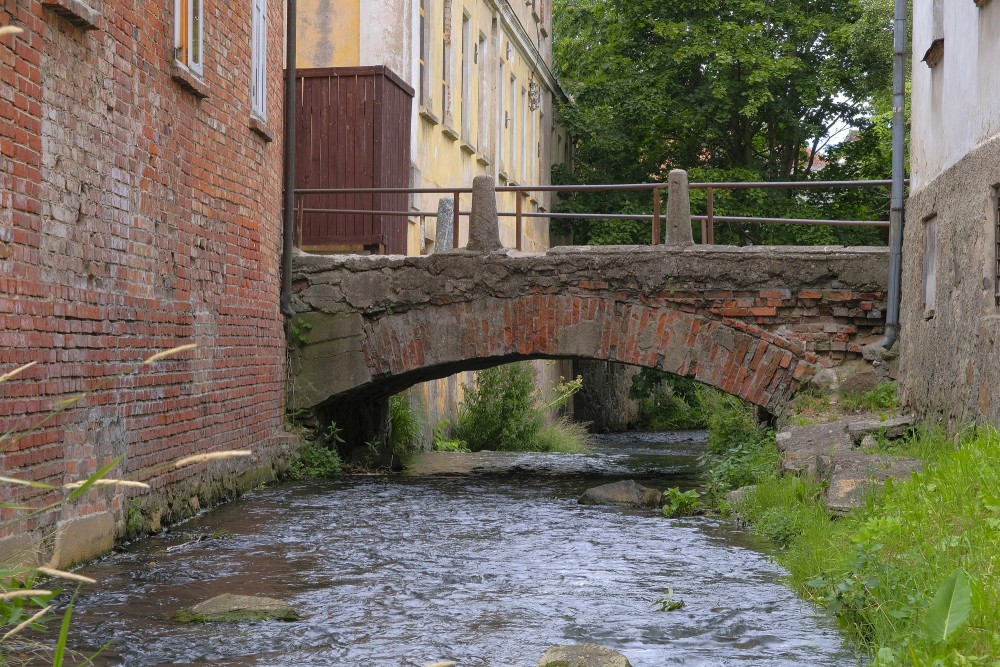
[175,0,204,74]
[251,0,267,119]
[923,215,937,318]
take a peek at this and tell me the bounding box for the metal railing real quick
[292,177,898,252]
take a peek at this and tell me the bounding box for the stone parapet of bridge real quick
[288,245,887,416]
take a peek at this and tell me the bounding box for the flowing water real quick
[69,431,858,666]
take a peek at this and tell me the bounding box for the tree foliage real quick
[552,0,902,246]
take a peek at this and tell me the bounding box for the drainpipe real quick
[279,0,297,318]
[880,0,907,350]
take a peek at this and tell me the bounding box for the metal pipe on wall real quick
[279,0,298,318]
[880,0,907,350]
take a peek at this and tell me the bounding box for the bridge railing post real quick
[652,187,661,245]
[704,186,715,245]
[516,194,523,250]
[666,169,694,246]
[452,191,461,249]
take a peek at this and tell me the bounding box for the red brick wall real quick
[0,1,288,535]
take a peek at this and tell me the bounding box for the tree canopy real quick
[552,0,902,246]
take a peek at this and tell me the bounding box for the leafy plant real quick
[922,569,972,644]
[452,363,589,453]
[841,381,900,414]
[389,393,423,456]
[652,589,685,612]
[288,439,341,479]
[286,317,313,348]
[662,488,702,518]
[431,419,469,452]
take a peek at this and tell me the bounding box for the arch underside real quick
[342,294,814,415]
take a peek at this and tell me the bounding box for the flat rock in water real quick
[174,593,299,623]
[537,643,632,667]
[578,480,661,508]
[822,452,923,513]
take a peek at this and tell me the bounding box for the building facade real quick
[900,0,1000,424]
[297,0,570,253]
[296,0,572,438]
[0,1,291,565]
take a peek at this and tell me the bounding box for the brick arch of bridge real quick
[338,293,816,415]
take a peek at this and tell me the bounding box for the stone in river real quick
[578,480,662,508]
[537,643,633,667]
[173,593,299,623]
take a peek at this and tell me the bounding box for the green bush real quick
[840,381,900,413]
[698,391,779,504]
[629,370,708,430]
[662,488,702,517]
[289,422,342,479]
[389,393,423,456]
[452,363,589,453]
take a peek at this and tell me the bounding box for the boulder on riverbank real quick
[775,414,923,512]
[173,593,299,623]
[578,480,661,508]
[537,643,632,667]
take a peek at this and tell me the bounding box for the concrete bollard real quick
[466,175,502,252]
[434,197,454,252]
[666,169,694,246]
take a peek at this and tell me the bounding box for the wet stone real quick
[578,480,662,508]
[537,643,633,667]
[173,593,299,623]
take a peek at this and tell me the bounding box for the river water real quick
[70,431,858,666]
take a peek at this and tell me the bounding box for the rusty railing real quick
[292,177,899,252]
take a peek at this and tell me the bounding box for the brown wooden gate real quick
[294,66,413,255]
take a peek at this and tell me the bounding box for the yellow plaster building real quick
[297,0,569,253]
[296,0,573,442]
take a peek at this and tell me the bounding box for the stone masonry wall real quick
[0,2,291,565]
[288,245,888,415]
[900,133,1000,426]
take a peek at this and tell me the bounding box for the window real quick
[923,215,937,318]
[251,0,267,119]
[441,0,453,123]
[509,75,517,179]
[175,0,204,74]
[923,0,944,67]
[477,31,489,154]
[994,188,1000,306]
[460,14,471,141]
[419,0,428,106]
[498,59,506,170]
[520,85,527,180]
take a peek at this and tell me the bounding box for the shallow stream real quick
[70,431,858,666]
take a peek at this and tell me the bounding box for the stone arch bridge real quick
[287,244,888,448]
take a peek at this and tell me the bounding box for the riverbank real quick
[707,397,1000,664]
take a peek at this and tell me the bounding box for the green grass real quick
[840,381,900,414]
[725,426,1000,665]
[534,416,593,453]
[389,393,423,456]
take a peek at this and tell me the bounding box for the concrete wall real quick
[0,0,292,565]
[911,1,1000,192]
[900,133,1000,426]
[901,1,1000,425]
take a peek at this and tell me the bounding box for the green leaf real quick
[65,456,123,503]
[53,591,77,667]
[0,476,58,490]
[922,568,972,643]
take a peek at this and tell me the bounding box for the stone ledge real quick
[248,116,275,143]
[170,61,209,99]
[48,511,114,569]
[42,0,102,29]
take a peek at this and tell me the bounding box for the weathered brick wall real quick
[287,245,888,416]
[0,1,290,551]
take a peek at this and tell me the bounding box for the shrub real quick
[629,370,708,430]
[431,419,469,452]
[698,391,779,504]
[389,393,423,456]
[452,363,588,453]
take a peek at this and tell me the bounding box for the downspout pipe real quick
[279,0,297,318]
[880,0,907,350]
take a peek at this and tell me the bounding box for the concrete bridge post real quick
[666,169,694,246]
[467,175,503,252]
[434,198,454,251]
